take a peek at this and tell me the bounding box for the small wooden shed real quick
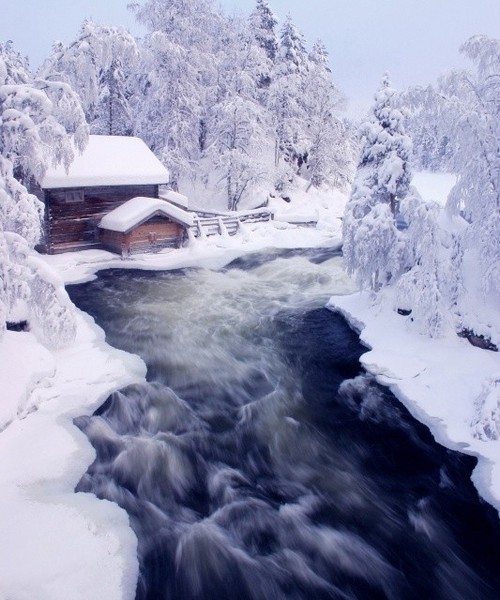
[98,197,195,256]
[38,135,170,254]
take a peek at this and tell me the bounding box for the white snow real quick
[0,310,146,600]
[99,197,195,232]
[159,189,189,209]
[0,330,54,430]
[328,289,500,514]
[41,136,169,189]
[273,209,319,224]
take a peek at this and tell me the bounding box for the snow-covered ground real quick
[1,173,499,600]
[0,313,145,600]
[328,289,500,514]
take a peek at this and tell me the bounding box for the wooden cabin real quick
[38,135,170,254]
[98,197,195,256]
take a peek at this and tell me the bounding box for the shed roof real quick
[98,197,195,232]
[41,135,169,189]
[159,189,189,209]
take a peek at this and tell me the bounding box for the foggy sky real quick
[2,0,500,115]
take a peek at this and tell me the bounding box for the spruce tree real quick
[343,74,412,290]
[249,0,278,63]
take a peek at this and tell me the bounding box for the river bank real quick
[328,289,500,515]
[0,309,145,600]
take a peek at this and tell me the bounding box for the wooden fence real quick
[191,209,273,238]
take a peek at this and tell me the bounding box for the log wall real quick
[100,216,184,256]
[43,184,159,253]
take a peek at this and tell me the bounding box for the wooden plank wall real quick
[100,218,184,256]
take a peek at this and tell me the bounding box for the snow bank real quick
[41,136,169,188]
[0,310,146,600]
[328,289,500,514]
[0,331,54,430]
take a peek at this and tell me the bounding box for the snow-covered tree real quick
[343,74,412,290]
[360,74,412,216]
[304,41,353,191]
[249,0,278,63]
[209,94,271,210]
[268,16,310,175]
[207,29,272,209]
[129,0,227,188]
[443,37,500,297]
[248,0,278,90]
[395,195,451,337]
[40,21,140,136]
[0,41,85,346]
[403,36,500,300]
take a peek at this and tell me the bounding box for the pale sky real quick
[2,0,500,115]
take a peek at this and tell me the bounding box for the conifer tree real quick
[268,15,309,177]
[343,74,412,290]
[249,0,278,63]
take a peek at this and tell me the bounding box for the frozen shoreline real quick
[0,309,146,600]
[328,289,500,516]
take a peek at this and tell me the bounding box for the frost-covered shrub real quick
[0,233,77,348]
[345,202,401,290]
[476,212,500,296]
[0,156,43,248]
[396,264,450,338]
[4,232,31,320]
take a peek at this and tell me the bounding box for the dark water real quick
[68,250,500,600]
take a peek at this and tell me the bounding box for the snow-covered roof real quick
[41,136,169,189]
[159,189,189,209]
[98,197,195,232]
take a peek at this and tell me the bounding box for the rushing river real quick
[68,248,500,600]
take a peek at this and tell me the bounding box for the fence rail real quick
[191,209,273,237]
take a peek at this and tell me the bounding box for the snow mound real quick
[0,312,146,600]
